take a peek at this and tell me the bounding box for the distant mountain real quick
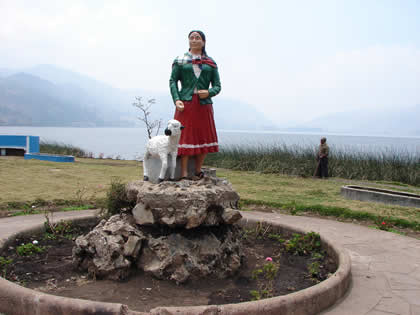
[0,64,276,129]
[0,68,15,77]
[299,104,420,136]
[25,65,129,111]
[24,64,142,125]
[0,73,100,126]
[3,64,417,136]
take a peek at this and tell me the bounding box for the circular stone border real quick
[0,214,351,315]
[341,185,420,208]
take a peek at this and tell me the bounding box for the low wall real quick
[341,185,420,208]
[24,153,75,163]
[0,214,351,315]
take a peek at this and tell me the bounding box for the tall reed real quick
[40,141,89,158]
[205,144,420,186]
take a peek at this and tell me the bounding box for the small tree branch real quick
[133,96,161,139]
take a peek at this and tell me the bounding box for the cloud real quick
[1,1,419,127]
[0,2,167,80]
[254,45,420,125]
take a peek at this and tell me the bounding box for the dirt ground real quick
[1,222,336,312]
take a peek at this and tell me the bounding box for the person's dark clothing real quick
[315,142,329,178]
[317,157,328,178]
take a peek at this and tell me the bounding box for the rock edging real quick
[0,213,351,315]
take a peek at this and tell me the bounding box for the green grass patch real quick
[368,225,407,236]
[284,232,322,256]
[0,256,13,278]
[61,205,94,211]
[105,177,135,217]
[16,243,44,256]
[10,210,43,217]
[240,198,420,231]
[376,181,410,187]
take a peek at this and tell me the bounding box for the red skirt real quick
[174,94,219,156]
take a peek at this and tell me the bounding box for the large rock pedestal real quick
[73,176,243,283]
[126,177,241,229]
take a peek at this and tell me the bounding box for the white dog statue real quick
[143,119,184,183]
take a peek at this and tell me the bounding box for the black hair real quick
[188,30,207,56]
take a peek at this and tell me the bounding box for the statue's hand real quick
[175,100,184,112]
[197,90,209,99]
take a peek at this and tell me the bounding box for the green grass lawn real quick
[1,156,419,230]
[217,169,420,228]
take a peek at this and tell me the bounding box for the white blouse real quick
[191,53,202,79]
[192,54,202,94]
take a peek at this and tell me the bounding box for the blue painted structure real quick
[1,135,74,162]
[0,135,40,155]
[24,153,75,163]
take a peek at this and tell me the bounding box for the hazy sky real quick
[1,0,419,125]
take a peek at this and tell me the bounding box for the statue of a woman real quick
[169,30,221,179]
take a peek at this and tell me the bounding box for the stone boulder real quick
[138,225,243,284]
[73,214,243,283]
[72,214,145,280]
[126,176,241,229]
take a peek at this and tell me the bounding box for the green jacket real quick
[169,53,221,105]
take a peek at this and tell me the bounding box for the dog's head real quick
[164,119,184,136]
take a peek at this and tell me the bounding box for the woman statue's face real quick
[189,32,204,51]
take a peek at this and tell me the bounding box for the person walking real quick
[169,30,221,180]
[314,137,329,178]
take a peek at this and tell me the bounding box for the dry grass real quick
[0,157,141,204]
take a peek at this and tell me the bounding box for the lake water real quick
[0,126,419,160]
